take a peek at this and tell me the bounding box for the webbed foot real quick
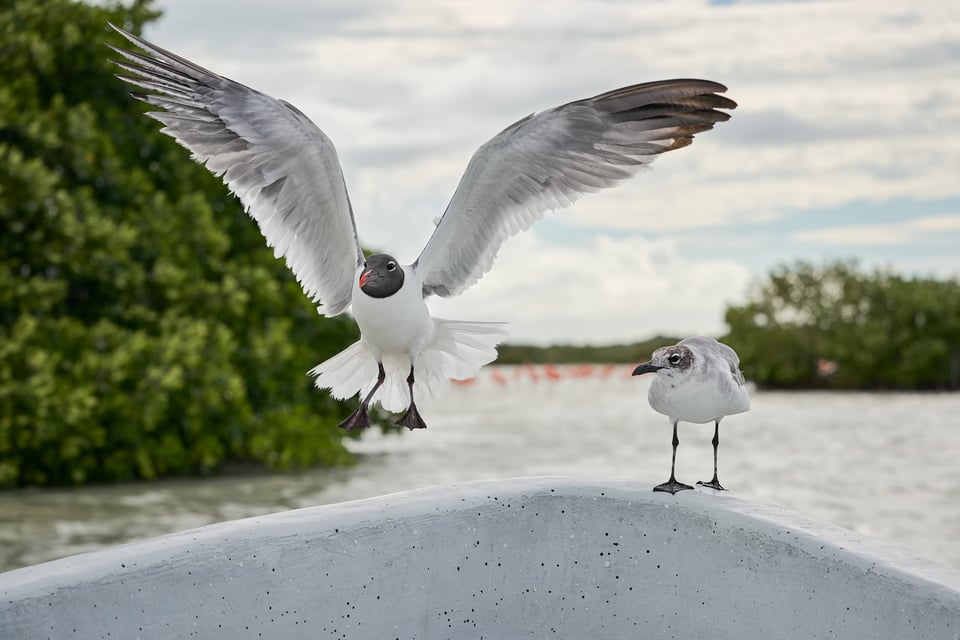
[337,404,371,431]
[696,479,726,491]
[653,480,694,495]
[394,402,427,430]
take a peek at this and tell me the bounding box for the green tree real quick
[0,0,363,487]
[723,259,960,390]
[497,336,683,365]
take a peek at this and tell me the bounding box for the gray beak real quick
[632,362,663,376]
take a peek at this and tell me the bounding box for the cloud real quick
[793,214,960,246]
[141,0,960,344]
[146,0,960,241]
[427,233,753,346]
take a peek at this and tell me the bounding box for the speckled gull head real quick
[633,337,750,495]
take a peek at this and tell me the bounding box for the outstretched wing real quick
[415,79,736,298]
[108,25,363,316]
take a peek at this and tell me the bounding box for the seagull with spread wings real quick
[108,24,736,431]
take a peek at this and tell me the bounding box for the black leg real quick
[337,363,385,431]
[654,421,693,494]
[395,365,427,430]
[697,420,726,491]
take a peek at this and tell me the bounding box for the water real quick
[1,365,958,573]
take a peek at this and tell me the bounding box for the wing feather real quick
[679,336,746,387]
[415,79,736,297]
[108,25,363,316]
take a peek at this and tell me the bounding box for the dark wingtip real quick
[589,79,739,125]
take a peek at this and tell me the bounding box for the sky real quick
[144,0,960,346]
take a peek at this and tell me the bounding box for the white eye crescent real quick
[387,262,397,271]
[669,354,681,365]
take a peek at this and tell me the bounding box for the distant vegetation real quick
[724,260,960,390]
[0,0,363,488]
[498,337,682,366]
[503,260,960,391]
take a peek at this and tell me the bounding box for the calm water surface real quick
[1,365,958,573]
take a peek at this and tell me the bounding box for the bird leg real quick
[654,421,693,494]
[395,365,427,430]
[697,420,726,491]
[337,363,386,431]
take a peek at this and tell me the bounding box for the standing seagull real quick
[632,337,750,494]
[107,25,737,431]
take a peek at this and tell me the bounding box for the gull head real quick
[359,253,405,298]
[632,345,694,377]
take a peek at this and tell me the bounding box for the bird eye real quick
[669,354,682,365]
[387,261,397,271]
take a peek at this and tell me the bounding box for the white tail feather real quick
[309,319,508,412]
[308,340,379,401]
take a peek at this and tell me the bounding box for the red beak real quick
[359,271,370,287]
